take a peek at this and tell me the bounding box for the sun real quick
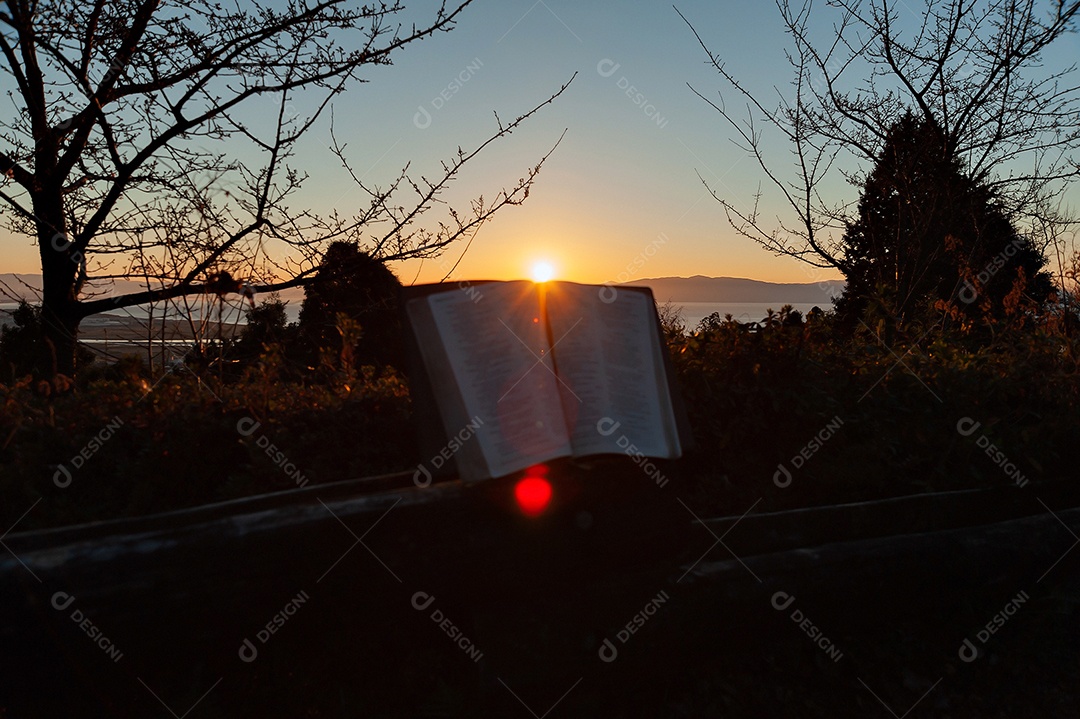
[530,260,557,283]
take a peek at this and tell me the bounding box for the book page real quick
[405,296,491,482]
[414,282,572,479]
[543,282,681,459]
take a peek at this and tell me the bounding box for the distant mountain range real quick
[628,275,844,305]
[0,273,43,301]
[0,274,307,303]
[2,273,846,306]
[0,274,174,302]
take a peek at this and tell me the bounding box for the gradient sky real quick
[3,0,1078,287]
[339,0,830,285]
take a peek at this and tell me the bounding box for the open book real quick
[406,280,686,481]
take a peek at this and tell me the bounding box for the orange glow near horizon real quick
[529,260,557,283]
[389,225,848,287]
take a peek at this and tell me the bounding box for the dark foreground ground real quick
[2,460,1078,717]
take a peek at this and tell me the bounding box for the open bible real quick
[405,280,687,482]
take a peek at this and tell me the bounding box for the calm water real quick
[3,300,834,331]
[671,301,832,329]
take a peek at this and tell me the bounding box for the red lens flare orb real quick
[514,467,552,516]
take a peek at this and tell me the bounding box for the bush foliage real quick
[3,286,1079,530]
[670,301,1080,513]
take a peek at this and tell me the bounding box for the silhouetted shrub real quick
[296,242,405,373]
[0,301,95,383]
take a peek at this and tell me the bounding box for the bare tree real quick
[678,0,1080,276]
[0,0,570,375]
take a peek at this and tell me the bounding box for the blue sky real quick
[3,0,1078,286]
[326,0,812,285]
[306,0,1080,285]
